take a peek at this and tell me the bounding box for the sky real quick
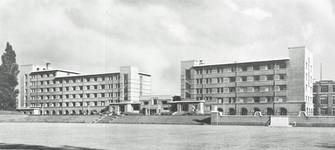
[0,0,335,95]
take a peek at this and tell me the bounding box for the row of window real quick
[196,96,287,103]
[320,108,335,116]
[30,84,121,93]
[30,101,108,108]
[316,85,335,93]
[30,78,121,86]
[195,63,287,75]
[319,96,335,105]
[196,85,287,94]
[142,100,169,105]
[29,92,120,100]
[196,74,286,84]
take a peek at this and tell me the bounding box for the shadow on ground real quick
[0,143,104,150]
[193,117,211,125]
[315,143,335,149]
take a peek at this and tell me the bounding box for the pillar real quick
[177,103,182,112]
[125,104,132,112]
[199,102,204,114]
[115,106,121,115]
[211,105,218,112]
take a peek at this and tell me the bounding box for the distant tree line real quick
[0,42,19,110]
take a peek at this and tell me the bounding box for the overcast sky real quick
[0,0,335,95]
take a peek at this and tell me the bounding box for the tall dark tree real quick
[0,42,19,110]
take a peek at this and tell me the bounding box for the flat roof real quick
[139,73,151,76]
[55,72,120,79]
[192,58,289,68]
[314,80,335,84]
[30,69,80,75]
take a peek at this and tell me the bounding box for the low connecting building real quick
[313,80,335,116]
[17,64,151,115]
[180,46,314,116]
[139,95,173,115]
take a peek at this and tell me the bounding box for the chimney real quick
[46,62,51,70]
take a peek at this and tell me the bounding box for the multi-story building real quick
[17,64,151,115]
[181,46,314,116]
[313,80,335,116]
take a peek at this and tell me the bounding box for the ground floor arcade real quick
[209,102,311,116]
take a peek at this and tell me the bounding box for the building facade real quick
[17,64,151,115]
[139,95,173,115]
[313,80,335,116]
[181,46,314,116]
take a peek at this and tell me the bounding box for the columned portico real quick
[169,100,205,114]
[109,102,141,115]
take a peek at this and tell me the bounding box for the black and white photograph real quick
[0,0,335,149]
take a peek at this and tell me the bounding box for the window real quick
[266,75,273,81]
[321,86,329,92]
[253,65,260,70]
[228,97,236,103]
[162,101,167,104]
[321,108,328,115]
[279,63,286,69]
[229,77,236,82]
[254,97,260,103]
[260,86,270,92]
[279,85,287,91]
[205,69,212,74]
[254,76,260,81]
[260,76,267,81]
[279,74,286,80]
[206,78,212,84]
[321,97,328,104]
[196,79,203,84]
[254,86,260,92]
[260,65,268,70]
[206,88,212,94]
[144,101,149,105]
[229,87,235,93]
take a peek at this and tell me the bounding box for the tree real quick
[0,42,19,110]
